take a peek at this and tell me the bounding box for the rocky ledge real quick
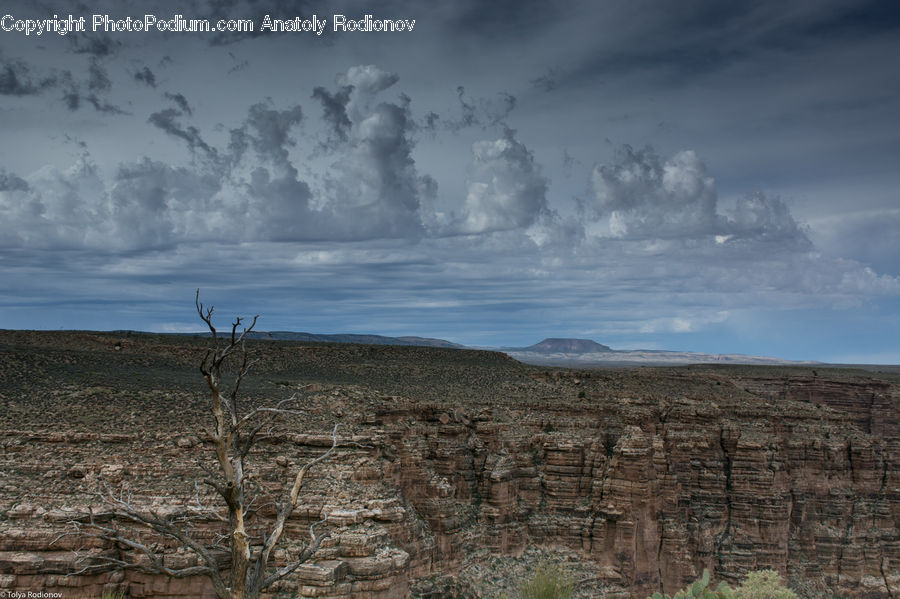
[0,332,897,598]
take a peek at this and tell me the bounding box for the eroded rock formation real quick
[0,332,897,597]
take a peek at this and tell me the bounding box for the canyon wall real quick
[1,333,897,597]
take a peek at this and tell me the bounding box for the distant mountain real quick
[245,331,465,349]
[522,338,613,354]
[174,329,820,366]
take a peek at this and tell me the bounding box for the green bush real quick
[647,569,800,599]
[519,561,574,599]
[647,569,734,599]
[734,570,798,599]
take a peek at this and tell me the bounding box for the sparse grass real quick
[519,561,574,599]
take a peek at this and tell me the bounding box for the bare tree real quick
[57,291,338,599]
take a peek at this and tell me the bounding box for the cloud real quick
[231,102,316,241]
[0,159,110,249]
[134,66,157,88]
[87,59,111,92]
[589,144,813,250]
[67,32,118,57]
[245,103,304,165]
[312,84,353,143]
[447,86,518,131]
[0,66,433,250]
[338,65,400,100]
[86,94,128,115]
[809,209,900,276]
[0,170,29,192]
[0,59,55,96]
[148,108,217,158]
[458,129,549,234]
[48,61,127,114]
[0,56,895,337]
[164,92,193,115]
[591,145,719,239]
[727,192,811,247]
[312,65,434,240]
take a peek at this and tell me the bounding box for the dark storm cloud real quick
[447,87,517,132]
[164,92,193,115]
[87,59,111,92]
[227,58,249,74]
[453,86,478,130]
[67,32,118,57]
[0,170,29,192]
[62,88,80,110]
[48,63,126,114]
[0,59,55,96]
[312,85,353,144]
[0,50,122,113]
[148,108,217,158]
[134,66,157,88]
[244,103,304,163]
[86,94,128,115]
[421,112,440,133]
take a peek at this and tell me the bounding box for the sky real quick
[1,0,898,363]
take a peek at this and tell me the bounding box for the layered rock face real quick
[1,332,898,598]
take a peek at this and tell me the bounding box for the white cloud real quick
[457,130,548,234]
[591,146,719,239]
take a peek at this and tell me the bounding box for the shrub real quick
[647,569,800,599]
[519,561,575,599]
[735,569,798,599]
[647,569,734,599]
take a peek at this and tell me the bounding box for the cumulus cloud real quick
[458,129,549,234]
[591,145,719,239]
[727,192,811,247]
[311,65,435,239]
[0,159,110,249]
[589,145,813,249]
[338,65,400,102]
[0,170,29,192]
[1,57,894,331]
[0,65,443,249]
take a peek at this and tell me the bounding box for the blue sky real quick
[1,1,898,362]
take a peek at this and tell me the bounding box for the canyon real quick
[0,330,898,598]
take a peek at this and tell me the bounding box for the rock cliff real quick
[0,332,897,598]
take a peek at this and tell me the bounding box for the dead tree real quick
[58,291,338,599]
